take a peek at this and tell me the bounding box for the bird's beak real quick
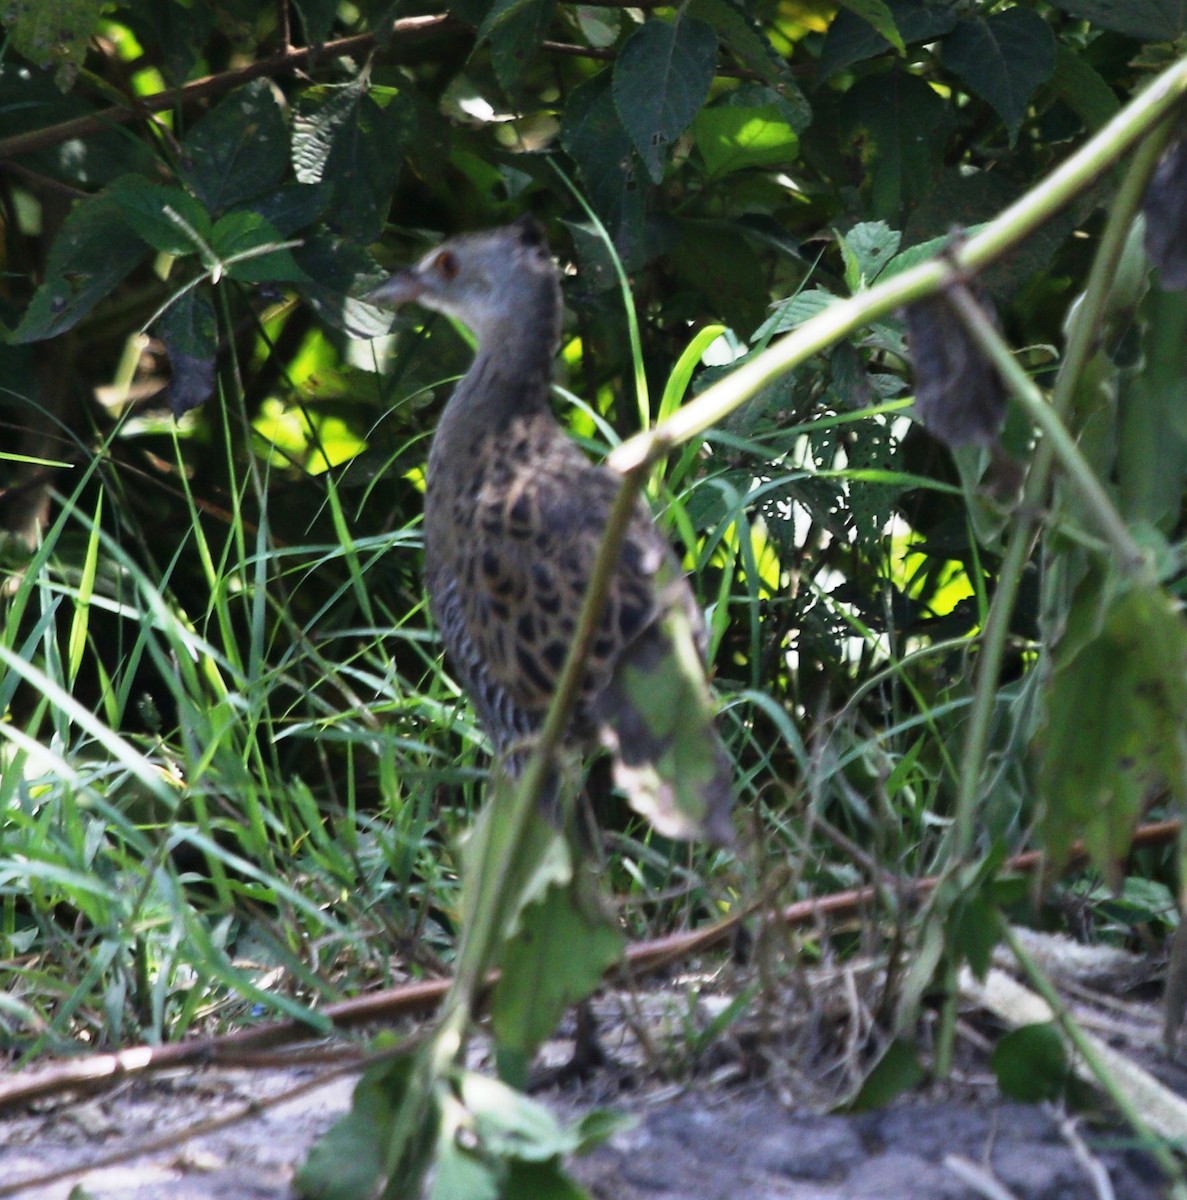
[365,268,425,308]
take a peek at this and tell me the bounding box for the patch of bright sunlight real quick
[253,399,366,474]
[885,514,975,618]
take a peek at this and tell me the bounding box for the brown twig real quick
[0,817,1177,1115]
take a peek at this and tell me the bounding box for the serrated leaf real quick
[236,182,332,237]
[12,191,149,343]
[838,220,900,289]
[693,102,798,178]
[991,1024,1069,1102]
[180,79,289,215]
[560,72,648,261]
[292,81,405,243]
[2,0,103,89]
[837,0,905,51]
[941,10,1055,144]
[818,0,958,81]
[1044,0,1187,40]
[491,864,624,1057]
[157,288,217,417]
[1038,582,1187,885]
[612,15,718,184]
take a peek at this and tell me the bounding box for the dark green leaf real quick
[953,896,1001,980]
[3,0,101,88]
[836,71,952,221]
[491,864,624,1058]
[941,10,1055,144]
[237,182,333,237]
[292,80,405,243]
[180,79,290,215]
[612,15,718,184]
[293,233,393,338]
[686,0,808,123]
[484,0,554,91]
[991,1024,1069,1102]
[670,220,769,333]
[837,0,905,51]
[818,0,958,81]
[12,191,149,343]
[560,73,648,261]
[1044,0,1187,40]
[211,211,310,284]
[425,1129,501,1200]
[291,0,339,44]
[157,288,217,417]
[107,178,214,257]
[1117,288,1187,526]
[504,1161,591,1200]
[1049,44,1121,132]
[1038,582,1187,884]
[844,1038,925,1111]
[295,1051,434,1200]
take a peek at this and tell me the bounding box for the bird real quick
[369,215,733,845]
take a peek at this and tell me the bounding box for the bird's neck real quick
[433,313,560,458]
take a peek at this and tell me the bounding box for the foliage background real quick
[1,0,1185,1115]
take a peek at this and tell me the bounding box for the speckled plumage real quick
[370,217,732,843]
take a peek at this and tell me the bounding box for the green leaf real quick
[612,15,718,184]
[293,234,393,339]
[1038,582,1187,885]
[1049,44,1121,132]
[180,79,290,215]
[693,101,798,178]
[156,288,217,418]
[991,1024,1070,1102]
[491,863,624,1058]
[237,182,333,237]
[459,1071,589,1161]
[478,0,556,90]
[1044,0,1187,40]
[560,73,648,262]
[211,211,309,284]
[292,80,405,243]
[12,190,149,343]
[686,0,809,124]
[295,1051,435,1200]
[1117,288,1187,530]
[838,220,901,290]
[953,895,1001,981]
[837,0,905,52]
[844,1038,925,1111]
[818,0,958,81]
[108,179,214,257]
[836,71,952,221]
[3,0,103,89]
[941,10,1055,144]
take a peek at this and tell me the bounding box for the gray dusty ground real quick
[0,1069,1166,1200]
[0,932,1177,1199]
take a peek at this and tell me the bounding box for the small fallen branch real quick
[0,818,1176,1115]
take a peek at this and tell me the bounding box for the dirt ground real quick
[0,931,1180,1200]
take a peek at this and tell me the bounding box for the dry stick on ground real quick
[0,818,1177,1115]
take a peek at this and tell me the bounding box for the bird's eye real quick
[435,250,460,280]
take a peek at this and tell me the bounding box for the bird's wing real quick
[428,430,678,743]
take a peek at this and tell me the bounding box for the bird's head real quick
[368,215,560,346]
